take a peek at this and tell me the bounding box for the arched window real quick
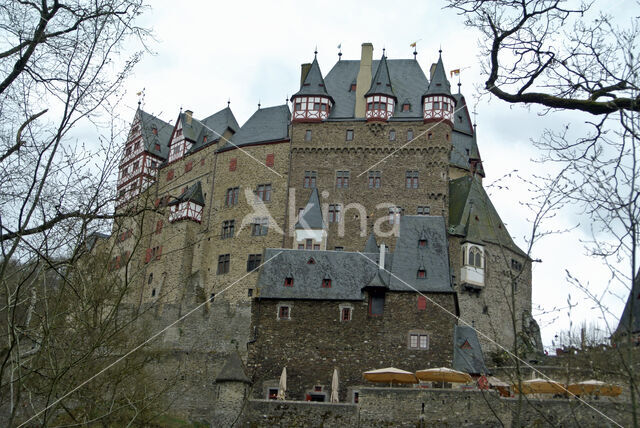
[468,246,483,268]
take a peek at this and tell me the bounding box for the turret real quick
[294,188,327,250]
[168,181,205,223]
[422,51,455,126]
[365,54,396,121]
[291,55,333,122]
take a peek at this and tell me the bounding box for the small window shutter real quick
[145,248,152,263]
[115,256,121,269]
[266,153,274,167]
[167,170,174,180]
[417,296,427,310]
[156,220,163,234]
[154,198,160,208]
[155,246,162,259]
[229,158,237,171]
[185,161,193,172]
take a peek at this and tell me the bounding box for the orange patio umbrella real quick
[415,367,472,384]
[363,367,418,385]
[567,380,622,397]
[513,378,565,394]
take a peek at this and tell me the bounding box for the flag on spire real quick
[410,41,417,48]
[450,69,461,77]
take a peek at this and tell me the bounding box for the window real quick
[217,254,230,274]
[167,169,174,180]
[151,160,158,169]
[350,83,357,91]
[256,184,271,202]
[409,332,429,350]
[305,239,313,250]
[433,101,440,110]
[389,207,404,224]
[417,269,426,278]
[368,171,381,189]
[417,206,430,215]
[151,288,156,297]
[389,129,396,141]
[328,204,341,223]
[247,254,262,271]
[313,244,320,250]
[152,127,158,136]
[284,277,294,287]
[304,171,317,188]
[407,129,414,141]
[417,296,427,310]
[346,129,354,141]
[322,278,332,288]
[418,239,427,248]
[334,246,344,251]
[353,391,359,403]
[251,217,268,236]
[511,259,523,271]
[266,153,274,167]
[278,305,290,320]
[298,244,304,250]
[156,220,163,234]
[229,158,237,171]
[341,307,351,321]
[305,130,312,141]
[209,293,215,302]
[221,220,235,239]
[468,246,483,268]
[406,171,419,189]
[185,161,193,172]
[225,187,239,206]
[248,289,254,297]
[369,293,384,316]
[336,170,350,188]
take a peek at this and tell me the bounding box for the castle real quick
[104,43,542,418]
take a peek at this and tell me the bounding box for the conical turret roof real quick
[364,232,378,253]
[614,271,640,338]
[295,188,325,230]
[292,57,333,101]
[215,351,250,383]
[365,55,396,99]
[424,52,452,97]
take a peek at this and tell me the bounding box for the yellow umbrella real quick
[567,380,622,397]
[415,367,472,384]
[363,367,418,385]
[513,378,565,394]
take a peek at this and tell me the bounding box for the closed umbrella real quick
[567,380,622,397]
[363,367,418,385]
[415,367,472,384]
[330,368,339,403]
[277,367,287,400]
[513,378,565,394]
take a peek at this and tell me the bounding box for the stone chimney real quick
[355,43,373,118]
[185,110,193,125]
[379,243,386,269]
[300,63,312,87]
[430,63,437,80]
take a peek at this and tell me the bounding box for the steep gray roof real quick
[257,249,384,301]
[614,271,640,337]
[217,105,290,152]
[365,55,396,99]
[388,216,453,293]
[452,325,489,375]
[424,53,452,97]
[450,93,485,177]
[322,59,429,120]
[364,232,378,253]
[215,351,250,383]
[168,181,204,206]
[138,109,173,159]
[186,107,239,154]
[295,188,325,230]
[292,57,332,100]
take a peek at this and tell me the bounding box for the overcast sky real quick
[105,0,639,349]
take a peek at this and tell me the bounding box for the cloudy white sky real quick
[105,0,639,349]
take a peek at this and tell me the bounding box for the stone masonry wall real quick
[247,292,457,402]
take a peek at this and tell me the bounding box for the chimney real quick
[355,43,374,118]
[300,63,312,87]
[430,63,437,80]
[185,110,193,125]
[379,243,386,270]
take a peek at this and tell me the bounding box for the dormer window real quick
[418,239,427,248]
[460,243,485,289]
[417,269,426,278]
[152,127,158,135]
[284,277,294,287]
[322,278,332,288]
[350,83,357,91]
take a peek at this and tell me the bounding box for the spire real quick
[463,202,484,245]
[364,232,378,253]
[365,54,396,99]
[424,52,452,97]
[215,351,250,383]
[292,56,332,100]
[295,188,325,230]
[614,271,640,339]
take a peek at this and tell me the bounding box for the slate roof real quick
[295,188,325,230]
[215,351,250,383]
[185,107,239,154]
[138,109,173,159]
[364,232,378,253]
[424,53,452,97]
[387,216,453,293]
[168,181,204,206]
[322,59,429,120]
[452,325,490,375]
[365,55,396,99]
[292,57,332,100]
[449,176,527,257]
[614,271,640,337]
[217,105,290,152]
[257,216,453,300]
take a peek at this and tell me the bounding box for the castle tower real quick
[291,55,334,122]
[422,52,455,127]
[364,54,397,121]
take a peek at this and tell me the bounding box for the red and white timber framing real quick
[169,201,203,223]
[365,95,395,121]
[168,119,193,163]
[422,95,454,125]
[292,96,332,122]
